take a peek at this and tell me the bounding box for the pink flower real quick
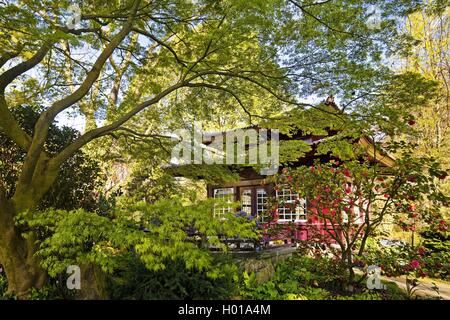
[343,168,351,177]
[410,260,420,269]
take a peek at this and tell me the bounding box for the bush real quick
[356,235,449,281]
[239,255,344,300]
[109,253,239,300]
[239,253,410,300]
[0,275,9,300]
[334,290,381,300]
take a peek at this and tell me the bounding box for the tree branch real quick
[132,27,188,67]
[0,42,53,93]
[51,80,185,166]
[0,95,32,151]
[17,0,142,188]
[185,82,255,124]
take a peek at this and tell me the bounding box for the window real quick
[241,189,252,215]
[276,188,307,222]
[256,188,268,221]
[213,188,234,217]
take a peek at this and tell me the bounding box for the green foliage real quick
[421,230,450,257]
[1,0,448,300]
[357,234,449,281]
[239,254,407,300]
[0,275,8,300]
[240,255,346,300]
[109,253,239,300]
[21,196,259,278]
[334,291,382,300]
[416,230,450,281]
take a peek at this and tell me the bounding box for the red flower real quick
[408,119,416,126]
[343,168,351,177]
[419,270,427,277]
[410,260,420,269]
[384,193,389,198]
[324,187,331,193]
[322,208,330,215]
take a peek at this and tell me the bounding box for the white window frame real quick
[256,188,268,222]
[241,189,253,215]
[276,188,307,223]
[213,187,235,217]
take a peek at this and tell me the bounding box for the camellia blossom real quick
[410,260,420,269]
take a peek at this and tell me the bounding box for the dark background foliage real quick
[0,105,101,211]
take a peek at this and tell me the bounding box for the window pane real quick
[276,188,306,221]
[256,188,268,221]
[241,189,252,215]
[214,188,234,217]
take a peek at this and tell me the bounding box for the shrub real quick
[239,253,410,300]
[239,255,342,300]
[334,290,381,300]
[109,254,239,300]
[0,275,9,300]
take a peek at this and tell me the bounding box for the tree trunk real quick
[75,264,109,300]
[1,161,110,299]
[0,159,58,298]
[341,248,355,290]
[0,196,46,298]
